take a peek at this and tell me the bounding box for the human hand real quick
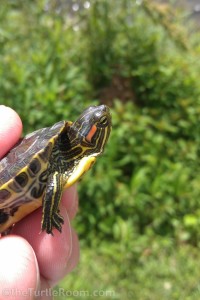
[0,105,79,300]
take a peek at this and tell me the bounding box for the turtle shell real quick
[0,121,67,184]
[0,120,68,232]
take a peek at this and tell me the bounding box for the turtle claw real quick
[41,211,64,234]
[52,212,64,233]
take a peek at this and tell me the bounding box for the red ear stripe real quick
[86,125,97,142]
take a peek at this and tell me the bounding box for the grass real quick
[55,242,200,300]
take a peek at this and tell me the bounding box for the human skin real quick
[0,105,80,300]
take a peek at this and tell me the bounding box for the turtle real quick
[0,105,111,235]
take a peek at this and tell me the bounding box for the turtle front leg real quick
[41,171,66,234]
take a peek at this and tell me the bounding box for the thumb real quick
[0,105,22,158]
[0,236,40,300]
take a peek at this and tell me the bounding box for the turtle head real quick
[69,104,112,157]
[65,105,112,188]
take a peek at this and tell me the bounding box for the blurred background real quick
[1,0,200,299]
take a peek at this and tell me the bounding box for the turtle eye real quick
[99,116,108,126]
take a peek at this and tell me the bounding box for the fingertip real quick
[49,228,80,287]
[0,105,23,157]
[0,235,39,299]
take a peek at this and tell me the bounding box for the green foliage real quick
[76,0,200,249]
[1,0,200,298]
[78,100,200,247]
[0,0,91,131]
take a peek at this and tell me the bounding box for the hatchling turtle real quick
[0,105,111,235]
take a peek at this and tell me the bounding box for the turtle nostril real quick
[100,104,109,113]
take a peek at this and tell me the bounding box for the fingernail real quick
[69,185,79,219]
[70,184,78,201]
[32,250,41,294]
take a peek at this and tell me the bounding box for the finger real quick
[0,105,22,158]
[61,227,79,275]
[61,184,79,220]
[0,236,39,300]
[13,205,79,284]
[48,227,80,287]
